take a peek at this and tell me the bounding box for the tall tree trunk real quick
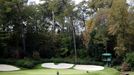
[22,25,26,56]
[70,16,77,63]
[52,11,56,33]
[16,3,26,57]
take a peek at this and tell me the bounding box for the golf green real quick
[0,68,119,75]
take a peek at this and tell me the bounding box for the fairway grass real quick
[128,72,134,75]
[0,68,119,75]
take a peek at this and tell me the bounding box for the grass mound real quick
[0,68,119,75]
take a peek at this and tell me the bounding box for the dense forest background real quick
[0,0,134,66]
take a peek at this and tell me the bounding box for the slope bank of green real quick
[0,68,119,75]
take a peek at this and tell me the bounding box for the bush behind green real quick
[0,58,43,69]
[0,57,104,68]
[125,52,134,70]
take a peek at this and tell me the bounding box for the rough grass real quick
[0,68,119,75]
[128,72,134,75]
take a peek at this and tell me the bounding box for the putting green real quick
[0,68,119,75]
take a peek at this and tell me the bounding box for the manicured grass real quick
[0,68,119,75]
[128,72,134,75]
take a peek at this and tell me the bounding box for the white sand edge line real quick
[73,65,104,71]
[41,63,74,69]
[0,64,20,71]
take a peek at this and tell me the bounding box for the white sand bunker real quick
[0,64,20,71]
[41,63,74,69]
[74,65,104,71]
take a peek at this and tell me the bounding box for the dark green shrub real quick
[0,58,44,69]
[125,52,134,70]
[15,59,34,69]
[77,49,87,58]
[40,58,104,66]
[0,59,16,65]
[113,66,121,71]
